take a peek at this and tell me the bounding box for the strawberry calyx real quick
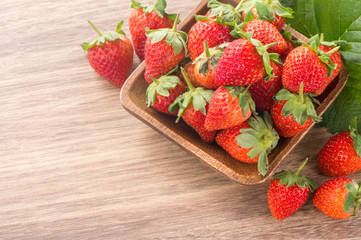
[169,67,214,122]
[236,113,279,176]
[195,14,234,28]
[231,25,281,81]
[237,0,294,21]
[146,74,182,107]
[344,180,361,217]
[282,25,302,47]
[81,20,126,51]
[223,86,256,118]
[131,0,178,21]
[193,41,228,77]
[274,83,321,126]
[273,157,317,190]
[349,117,361,158]
[207,0,243,25]
[146,14,188,55]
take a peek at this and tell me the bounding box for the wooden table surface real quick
[2,0,361,239]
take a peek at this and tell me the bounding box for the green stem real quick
[235,0,245,11]
[204,41,211,59]
[171,14,180,32]
[295,157,308,176]
[87,20,103,36]
[298,82,304,103]
[181,67,195,91]
[326,46,340,56]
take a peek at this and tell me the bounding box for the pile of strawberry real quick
[81,0,361,220]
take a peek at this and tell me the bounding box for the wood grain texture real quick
[1,0,360,239]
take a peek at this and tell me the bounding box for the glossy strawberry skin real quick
[188,20,233,61]
[268,179,310,220]
[248,61,282,112]
[87,38,133,88]
[213,39,265,86]
[144,37,185,84]
[280,39,294,61]
[129,8,173,61]
[216,123,259,163]
[193,61,218,89]
[242,8,286,31]
[182,104,217,143]
[313,177,354,219]
[183,62,203,88]
[271,100,312,137]
[312,45,342,95]
[317,131,361,176]
[282,46,327,93]
[152,81,186,116]
[243,19,287,54]
[205,86,252,131]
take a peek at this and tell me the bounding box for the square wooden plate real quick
[120,0,349,185]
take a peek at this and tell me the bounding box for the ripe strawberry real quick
[312,44,342,95]
[216,113,279,175]
[183,61,202,88]
[242,7,286,31]
[242,19,287,54]
[204,86,255,131]
[313,177,361,219]
[81,21,133,88]
[280,39,294,61]
[193,41,227,89]
[268,158,316,220]
[317,118,361,176]
[271,83,321,138]
[144,15,187,83]
[187,16,233,61]
[129,0,176,60]
[146,75,186,115]
[169,68,216,143]
[248,61,282,112]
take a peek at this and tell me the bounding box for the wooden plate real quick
[120,0,349,185]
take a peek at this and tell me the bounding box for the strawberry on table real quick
[81,20,133,88]
[169,68,216,143]
[270,83,321,138]
[204,86,255,131]
[313,177,361,219]
[144,14,187,83]
[268,158,317,220]
[317,118,361,176]
[129,0,176,61]
[146,74,186,116]
[216,113,279,175]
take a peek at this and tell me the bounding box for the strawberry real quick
[81,21,133,88]
[238,0,293,31]
[187,16,233,61]
[317,118,361,176]
[313,177,361,219]
[169,68,216,143]
[270,83,321,138]
[204,86,255,131]
[248,61,282,112]
[242,19,287,54]
[216,113,279,175]
[129,0,176,61]
[177,58,202,88]
[213,30,280,86]
[146,74,186,116]
[193,41,227,89]
[268,158,316,220]
[282,34,340,93]
[144,14,187,83]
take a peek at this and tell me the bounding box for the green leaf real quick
[257,151,268,176]
[244,10,255,23]
[192,93,207,115]
[154,0,167,16]
[236,133,258,149]
[256,2,274,21]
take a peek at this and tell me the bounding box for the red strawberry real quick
[248,61,282,112]
[312,44,342,95]
[129,0,176,60]
[144,14,187,83]
[313,177,361,219]
[204,86,254,131]
[243,19,287,54]
[216,114,279,175]
[169,68,216,143]
[270,83,321,137]
[146,75,186,115]
[193,41,227,89]
[81,21,133,88]
[280,39,294,61]
[317,118,361,176]
[268,158,316,220]
[187,16,233,61]
[242,7,286,31]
